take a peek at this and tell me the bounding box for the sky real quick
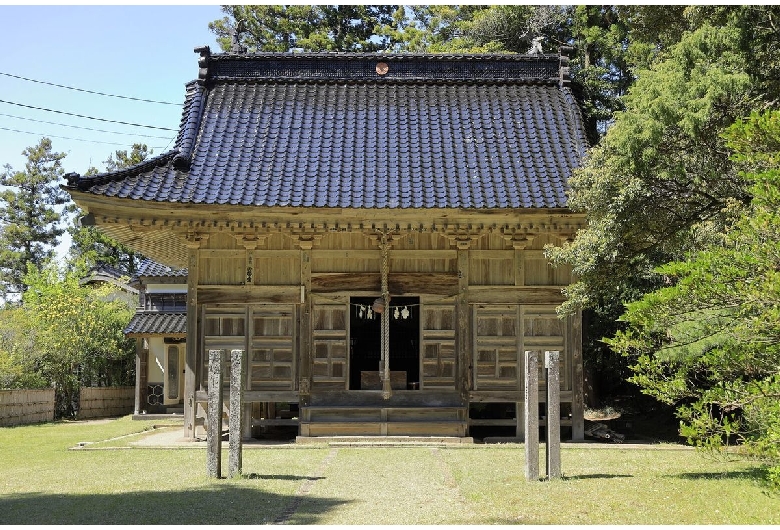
[0,4,225,261]
[0,4,224,174]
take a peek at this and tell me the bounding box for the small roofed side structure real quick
[125,258,188,416]
[65,49,589,443]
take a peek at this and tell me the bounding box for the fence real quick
[0,386,134,426]
[78,386,134,419]
[0,389,55,427]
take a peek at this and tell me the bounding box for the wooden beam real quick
[195,390,300,403]
[468,390,574,403]
[197,285,301,304]
[311,272,459,296]
[468,286,566,304]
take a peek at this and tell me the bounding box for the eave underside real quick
[71,193,586,268]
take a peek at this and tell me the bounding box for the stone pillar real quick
[229,349,245,479]
[545,350,561,480]
[524,350,539,481]
[207,349,223,479]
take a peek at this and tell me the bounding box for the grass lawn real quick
[1,416,778,525]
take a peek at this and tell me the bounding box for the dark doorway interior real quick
[349,296,420,390]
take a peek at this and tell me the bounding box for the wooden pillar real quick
[207,349,223,479]
[570,311,585,441]
[545,350,561,479]
[229,349,245,479]
[456,241,471,402]
[134,282,147,415]
[184,237,201,439]
[524,350,540,481]
[134,338,144,414]
[298,242,313,407]
[242,241,257,440]
[513,243,526,287]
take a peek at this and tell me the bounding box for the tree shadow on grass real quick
[0,485,349,525]
[243,473,326,481]
[671,467,779,496]
[672,468,766,481]
[562,473,633,480]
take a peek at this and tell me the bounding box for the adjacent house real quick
[123,259,187,417]
[65,47,589,442]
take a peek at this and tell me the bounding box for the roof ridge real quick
[64,150,178,190]
[196,47,568,87]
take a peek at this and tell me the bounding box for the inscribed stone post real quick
[545,350,561,479]
[229,349,245,479]
[524,350,540,481]
[207,349,223,478]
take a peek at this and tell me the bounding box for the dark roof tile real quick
[133,258,188,280]
[69,52,588,210]
[125,312,187,337]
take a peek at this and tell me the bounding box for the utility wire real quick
[0,71,183,106]
[0,99,177,132]
[0,112,174,140]
[0,126,167,149]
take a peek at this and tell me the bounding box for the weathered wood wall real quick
[193,230,576,387]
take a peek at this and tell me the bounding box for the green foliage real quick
[0,138,68,300]
[608,110,780,486]
[0,261,135,417]
[209,5,400,52]
[549,21,758,316]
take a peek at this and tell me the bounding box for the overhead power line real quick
[0,126,168,149]
[0,99,177,132]
[0,71,183,106]
[0,112,174,140]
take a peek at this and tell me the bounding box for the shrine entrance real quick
[348,296,420,391]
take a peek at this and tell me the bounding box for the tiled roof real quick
[134,258,188,279]
[66,51,588,210]
[124,312,186,337]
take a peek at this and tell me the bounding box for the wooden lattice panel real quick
[312,304,348,389]
[473,305,520,390]
[421,303,456,388]
[249,306,296,390]
[523,305,569,391]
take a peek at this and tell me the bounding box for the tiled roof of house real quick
[134,258,188,279]
[66,50,588,210]
[124,312,187,337]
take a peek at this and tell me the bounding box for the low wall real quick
[78,386,134,419]
[0,387,135,426]
[0,389,55,427]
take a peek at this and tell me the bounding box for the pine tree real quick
[0,138,68,301]
[67,143,150,274]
